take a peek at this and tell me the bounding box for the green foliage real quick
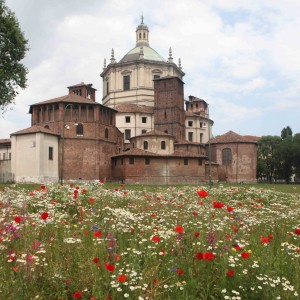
[258,127,300,182]
[0,0,28,110]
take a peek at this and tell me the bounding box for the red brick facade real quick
[154,77,186,141]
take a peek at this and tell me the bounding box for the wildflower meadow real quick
[0,182,299,299]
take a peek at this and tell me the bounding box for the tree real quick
[281,126,293,139]
[257,135,282,182]
[0,0,28,111]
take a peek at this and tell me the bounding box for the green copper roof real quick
[119,45,165,63]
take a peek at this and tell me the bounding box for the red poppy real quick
[104,262,115,272]
[152,236,161,243]
[88,198,94,203]
[72,291,83,299]
[41,212,49,220]
[232,225,238,233]
[260,236,270,244]
[197,201,203,205]
[100,179,105,183]
[93,231,102,238]
[153,279,159,285]
[227,206,234,212]
[197,190,209,198]
[193,211,198,216]
[241,252,250,259]
[117,274,127,283]
[294,228,300,235]
[29,192,34,196]
[195,252,203,260]
[93,258,100,263]
[226,269,234,277]
[213,201,224,208]
[175,226,184,233]
[14,216,21,223]
[203,252,215,261]
[194,231,200,237]
[176,269,184,275]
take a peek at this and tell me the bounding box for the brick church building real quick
[0,17,258,184]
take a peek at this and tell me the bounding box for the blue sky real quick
[1,0,299,138]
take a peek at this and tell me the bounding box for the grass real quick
[0,182,299,299]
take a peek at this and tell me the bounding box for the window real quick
[222,148,232,165]
[49,147,53,160]
[44,125,49,129]
[184,158,188,165]
[200,122,203,128]
[188,121,193,127]
[164,111,167,119]
[161,141,166,150]
[200,133,203,143]
[3,153,5,160]
[203,122,207,128]
[125,129,131,140]
[143,141,148,150]
[142,129,147,134]
[106,81,109,95]
[142,117,147,123]
[153,75,160,80]
[188,132,193,142]
[145,158,150,165]
[76,123,83,135]
[196,103,198,108]
[123,75,130,90]
[125,116,131,123]
[164,130,168,134]
[129,157,134,164]
[105,128,108,139]
[198,159,202,165]
[9,153,11,160]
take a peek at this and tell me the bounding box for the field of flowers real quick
[0,182,299,300]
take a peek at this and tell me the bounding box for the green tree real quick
[257,135,282,182]
[277,135,294,183]
[293,133,300,182]
[0,0,28,111]
[281,126,293,139]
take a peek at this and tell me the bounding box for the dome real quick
[119,45,166,63]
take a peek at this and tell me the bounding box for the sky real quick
[1,0,300,139]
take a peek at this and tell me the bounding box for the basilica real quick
[0,18,258,184]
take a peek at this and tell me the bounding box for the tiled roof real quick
[10,125,60,136]
[210,131,258,144]
[244,135,261,142]
[115,104,154,114]
[67,82,96,90]
[141,129,174,137]
[0,139,11,144]
[30,94,98,107]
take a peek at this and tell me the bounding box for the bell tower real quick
[154,76,186,142]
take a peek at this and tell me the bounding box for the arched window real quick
[161,141,166,150]
[44,125,49,129]
[222,148,232,165]
[144,141,148,150]
[76,123,83,136]
[105,128,108,139]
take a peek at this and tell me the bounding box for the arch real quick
[222,148,232,165]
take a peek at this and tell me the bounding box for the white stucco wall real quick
[11,133,59,183]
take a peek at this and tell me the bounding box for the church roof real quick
[210,131,259,144]
[0,139,11,145]
[115,104,154,114]
[119,45,165,63]
[30,94,97,107]
[11,125,59,136]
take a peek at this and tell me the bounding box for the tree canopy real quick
[257,127,300,183]
[0,0,28,111]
